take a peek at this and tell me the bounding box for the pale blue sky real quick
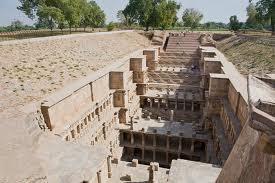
[0,0,253,26]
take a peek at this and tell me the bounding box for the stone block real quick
[130,56,147,72]
[132,159,138,167]
[112,158,119,164]
[109,71,126,89]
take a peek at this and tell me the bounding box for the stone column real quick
[192,101,194,112]
[107,155,112,178]
[157,99,160,109]
[170,110,174,122]
[165,98,169,108]
[166,132,170,164]
[153,133,156,147]
[166,135,170,149]
[130,116,134,130]
[149,98,153,108]
[131,132,134,145]
[183,100,186,111]
[191,139,195,153]
[148,162,157,183]
[178,137,182,158]
[153,133,156,161]
[175,94,178,110]
[142,133,145,146]
[97,170,102,183]
[103,123,106,140]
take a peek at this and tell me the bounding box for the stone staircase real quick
[158,33,201,69]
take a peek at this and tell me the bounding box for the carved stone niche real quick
[250,105,275,154]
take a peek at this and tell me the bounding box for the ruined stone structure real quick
[1,31,274,183]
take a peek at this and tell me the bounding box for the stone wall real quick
[201,45,275,182]
[38,47,159,182]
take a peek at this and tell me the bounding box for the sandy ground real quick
[0,31,150,117]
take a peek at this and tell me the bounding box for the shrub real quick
[107,22,115,31]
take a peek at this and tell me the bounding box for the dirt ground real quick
[217,35,275,75]
[0,31,150,117]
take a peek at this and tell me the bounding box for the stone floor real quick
[108,160,169,183]
[119,118,208,140]
[167,159,221,183]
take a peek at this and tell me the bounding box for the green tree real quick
[107,22,115,31]
[157,0,180,29]
[18,0,104,33]
[117,10,127,25]
[182,8,203,29]
[81,1,105,31]
[246,2,259,28]
[17,0,40,19]
[122,0,180,30]
[229,15,240,31]
[36,5,65,31]
[63,0,86,33]
[18,0,66,30]
[254,0,275,34]
[123,0,153,30]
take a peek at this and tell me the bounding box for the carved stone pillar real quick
[170,110,174,121]
[131,132,134,145]
[149,98,153,108]
[191,139,195,153]
[178,137,182,158]
[148,162,157,183]
[157,99,160,109]
[184,100,186,111]
[97,170,102,183]
[107,155,112,178]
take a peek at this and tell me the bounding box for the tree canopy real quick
[246,2,259,28]
[254,0,275,34]
[182,8,203,29]
[229,15,240,31]
[122,0,180,30]
[17,0,106,31]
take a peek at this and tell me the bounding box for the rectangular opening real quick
[185,102,192,111]
[144,150,153,161]
[133,148,142,159]
[170,137,179,150]
[133,133,142,145]
[122,147,134,161]
[156,151,166,162]
[122,132,131,145]
[145,134,154,146]
[168,101,176,109]
[156,135,167,148]
[194,141,206,152]
[182,138,192,151]
[194,102,200,112]
[178,102,184,110]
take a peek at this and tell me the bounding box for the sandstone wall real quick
[216,122,274,183]
[201,46,275,182]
